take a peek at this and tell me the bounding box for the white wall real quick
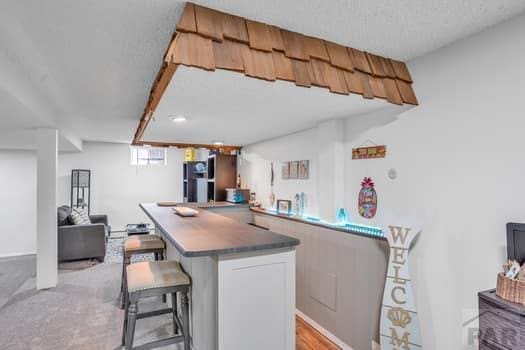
[0,150,36,257]
[240,127,320,217]
[0,142,185,257]
[241,13,525,350]
[58,142,185,232]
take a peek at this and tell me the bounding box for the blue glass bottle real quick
[336,208,349,226]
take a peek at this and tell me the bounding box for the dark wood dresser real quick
[478,289,525,349]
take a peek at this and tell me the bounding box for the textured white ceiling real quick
[195,0,525,60]
[143,66,393,145]
[1,0,524,146]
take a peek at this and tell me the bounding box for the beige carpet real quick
[0,249,182,349]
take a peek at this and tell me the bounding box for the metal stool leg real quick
[181,291,190,350]
[159,251,167,304]
[125,300,138,350]
[120,255,130,309]
[119,246,126,308]
[121,296,128,346]
[171,292,179,335]
[119,260,125,307]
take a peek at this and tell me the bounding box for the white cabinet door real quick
[218,249,296,350]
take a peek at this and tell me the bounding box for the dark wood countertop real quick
[140,203,300,257]
[250,207,386,241]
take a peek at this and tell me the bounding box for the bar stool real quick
[120,234,166,309]
[122,260,191,350]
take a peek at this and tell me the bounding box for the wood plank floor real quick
[296,315,341,350]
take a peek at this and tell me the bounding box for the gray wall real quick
[255,213,388,350]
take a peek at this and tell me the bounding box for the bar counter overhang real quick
[140,202,300,350]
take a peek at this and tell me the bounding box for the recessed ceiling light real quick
[168,115,187,123]
[212,141,224,146]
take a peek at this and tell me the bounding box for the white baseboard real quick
[296,309,353,350]
[0,251,36,259]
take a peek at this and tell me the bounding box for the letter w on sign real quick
[387,225,416,249]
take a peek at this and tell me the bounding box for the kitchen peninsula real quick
[251,207,389,349]
[140,202,300,350]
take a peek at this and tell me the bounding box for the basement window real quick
[130,147,167,166]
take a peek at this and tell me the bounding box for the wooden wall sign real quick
[352,145,386,159]
[379,220,423,350]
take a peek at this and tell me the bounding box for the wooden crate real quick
[496,272,525,305]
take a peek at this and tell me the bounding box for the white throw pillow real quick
[70,208,91,225]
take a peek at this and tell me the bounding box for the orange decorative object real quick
[352,145,386,159]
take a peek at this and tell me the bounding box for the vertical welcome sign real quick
[379,220,423,350]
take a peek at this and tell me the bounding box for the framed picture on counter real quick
[276,199,292,215]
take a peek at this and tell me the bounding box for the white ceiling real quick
[1,0,524,148]
[144,66,393,145]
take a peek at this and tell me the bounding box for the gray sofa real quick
[57,205,109,262]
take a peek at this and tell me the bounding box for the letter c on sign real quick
[391,286,406,305]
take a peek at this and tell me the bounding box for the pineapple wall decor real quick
[378,217,423,350]
[358,177,377,219]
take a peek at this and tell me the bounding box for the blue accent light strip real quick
[267,210,384,238]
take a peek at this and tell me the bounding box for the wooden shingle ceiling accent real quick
[325,41,354,72]
[222,14,249,43]
[272,51,294,81]
[246,20,273,52]
[212,40,244,71]
[133,2,418,146]
[351,48,372,74]
[267,26,285,51]
[134,140,242,153]
[303,36,329,61]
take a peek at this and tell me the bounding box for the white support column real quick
[317,119,345,222]
[36,128,58,289]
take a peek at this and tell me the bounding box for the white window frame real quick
[130,146,167,166]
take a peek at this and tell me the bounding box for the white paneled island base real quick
[142,203,299,350]
[218,249,295,350]
[167,246,296,350]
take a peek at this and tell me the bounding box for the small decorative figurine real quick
[293,192,306,217]
[236,174,241,188]
[300,192,306,216]
[269,163,275,207]
[358,177,377,219]
[294,193,301,216]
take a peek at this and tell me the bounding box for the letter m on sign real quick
[390,327,410,350]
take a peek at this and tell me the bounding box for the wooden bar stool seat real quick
[120,234,166,309]
[122,260,191,350]
[127,260,190,292]
[124,234,165,254]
